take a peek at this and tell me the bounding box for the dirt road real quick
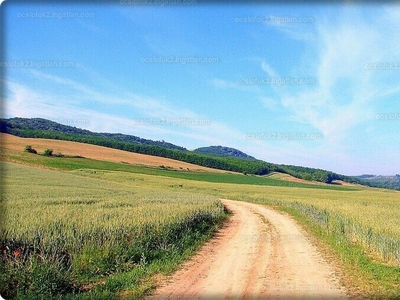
[147,199,347,300]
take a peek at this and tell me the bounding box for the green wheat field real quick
[1,151,400,299]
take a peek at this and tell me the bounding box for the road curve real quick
[147,199,347,300]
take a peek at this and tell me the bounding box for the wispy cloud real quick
[210,78,262,93]
[261,61,279,78]
[263,7,400,142]
[264,14,316,41]
[260,96,279,110]
[4,69,245,149]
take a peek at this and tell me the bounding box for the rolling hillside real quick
[1,117,186,150]
[1,133,226,173]
[1,117,398,189]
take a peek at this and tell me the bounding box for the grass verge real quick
[1,211,229,299]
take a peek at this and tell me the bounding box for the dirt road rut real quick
[147,199,347,299]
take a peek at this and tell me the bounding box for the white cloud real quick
[264,7,400,143]
[4,70,246,149]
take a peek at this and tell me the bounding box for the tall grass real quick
[0,163,226,299]
[286,202,400,265]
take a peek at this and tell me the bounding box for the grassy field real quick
[1,145,400,299]
[0,162,227,299]
[4,148,354,191]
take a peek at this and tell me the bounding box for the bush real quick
[24,145,37,154]
[43,149,53,157]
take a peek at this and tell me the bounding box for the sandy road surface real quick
[147,199,347,300]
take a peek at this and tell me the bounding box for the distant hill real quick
[193,146,256,160]
[357,174,376,179]
[355,174,400,190]
[1,117,187,151]
[0,117,271,176]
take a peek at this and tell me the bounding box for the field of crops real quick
[221,184,400,265]
[69,165,400,267]
[77,166,400,296]
[137,171,400,297]
[3,148,353,191]
[0,162,226,299]
[1,149,400,298]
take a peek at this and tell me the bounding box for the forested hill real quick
[193,146,256,160]
[1,117,398,190]
[1,117,187,150]
[355,174,400,191]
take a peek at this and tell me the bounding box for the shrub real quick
[43,149,53,157]
[24,145,37,154]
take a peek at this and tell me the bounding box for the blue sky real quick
[2,2,400,175]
